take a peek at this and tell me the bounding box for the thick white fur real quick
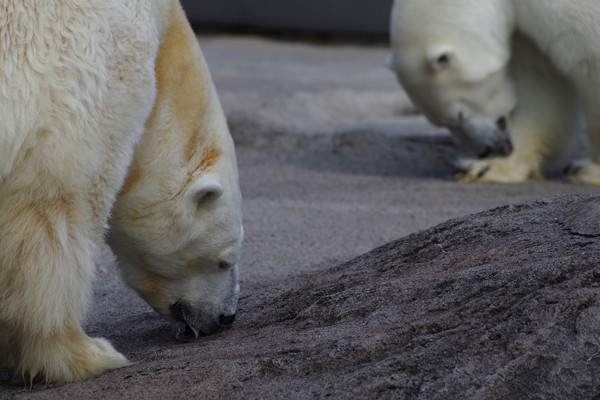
[389,0,600,183]
[0,0,243,384]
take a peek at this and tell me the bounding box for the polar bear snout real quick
[219,313,236,325]
[170,300,237,342]
[477,138,513,159]
[158,262,241,342]
[450,112,514,159]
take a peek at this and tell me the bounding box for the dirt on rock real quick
[2,36,600,400]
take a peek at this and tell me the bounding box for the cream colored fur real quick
[0,0,243,384]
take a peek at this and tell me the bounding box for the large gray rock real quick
[11,194,600,399]
[220,193,600,399]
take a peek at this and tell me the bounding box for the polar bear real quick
[0,0,243,384]
[389,0,600,183]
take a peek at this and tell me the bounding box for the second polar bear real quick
[389,0,600,183]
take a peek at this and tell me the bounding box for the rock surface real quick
[2,36,600,400]
[171,193,600,400]
[6,194,600,399]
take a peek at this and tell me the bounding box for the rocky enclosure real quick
[2,36,600,400]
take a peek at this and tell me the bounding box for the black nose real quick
[220,313,236,326]
[478,146,493,159]
[496,116,508,131]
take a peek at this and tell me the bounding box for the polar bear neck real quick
[392,0,515,48]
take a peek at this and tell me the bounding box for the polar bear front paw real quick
[454,157,541,183]
[16,330,130,384]
[565,159,600,185]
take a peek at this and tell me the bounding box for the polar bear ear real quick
[195,183,224,205]
[426,47,453,72]
[427,44,509,82]
[190,175,224,208]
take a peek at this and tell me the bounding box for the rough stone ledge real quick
[5,193,600,400]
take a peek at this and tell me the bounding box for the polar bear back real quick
[514,1,600,85]
[0,0,169,232]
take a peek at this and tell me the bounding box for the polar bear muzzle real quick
[169,301,236,342]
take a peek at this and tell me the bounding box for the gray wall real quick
[180,0,393,39]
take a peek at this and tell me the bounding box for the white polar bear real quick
[0,0,243,384]
[389,0,600,183]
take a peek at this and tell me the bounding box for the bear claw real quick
[564,164,581,175]
[477,166,491,178]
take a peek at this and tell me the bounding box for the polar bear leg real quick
[456,35,578,183]
[565,89,600,185]
[455,154,543,183]
[565,158,600,185]
[15,328,128,384]
[0,323,12,370]
[0,193,128,383]
[566,146,600,186]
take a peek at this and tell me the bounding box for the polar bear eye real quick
[496,116,508,131]
[218,261,233,270]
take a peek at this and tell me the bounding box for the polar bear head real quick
[389,0,516,158]
[107,2,243,341]
[108,138,243,341]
